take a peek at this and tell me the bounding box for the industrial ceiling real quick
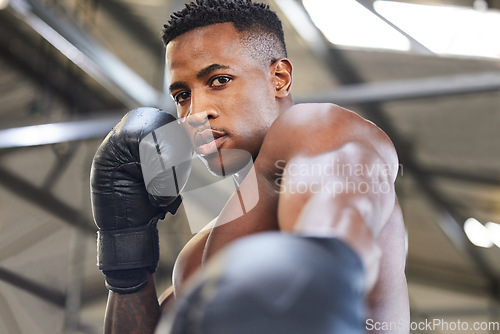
[0,0,499,333]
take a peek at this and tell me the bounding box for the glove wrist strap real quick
[97,220,160,271]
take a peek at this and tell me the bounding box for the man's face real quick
[166,23,281,175]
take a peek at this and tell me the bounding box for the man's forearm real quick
[104,274,161,334]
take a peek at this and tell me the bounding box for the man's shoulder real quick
[274,103,355,128]
[268,103,380,142]
[264,103,390,153]
[257,103,398,173]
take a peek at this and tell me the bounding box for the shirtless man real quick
[91,1,409,333]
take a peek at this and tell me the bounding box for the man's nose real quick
[186,93,219,127]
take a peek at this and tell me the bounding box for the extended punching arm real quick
[159,233,366,334]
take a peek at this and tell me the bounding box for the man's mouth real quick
[194,128,227,155]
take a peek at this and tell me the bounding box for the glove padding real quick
[91,107,192,293]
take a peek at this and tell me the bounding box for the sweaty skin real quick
[104,22,409,334]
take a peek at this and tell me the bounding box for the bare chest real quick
[173,172,280,292]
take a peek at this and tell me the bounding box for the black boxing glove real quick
[91,107,192,293]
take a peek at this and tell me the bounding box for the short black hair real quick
[162,0,287,66]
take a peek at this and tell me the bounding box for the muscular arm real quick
[257,103,409,327]
[104,274,160,334]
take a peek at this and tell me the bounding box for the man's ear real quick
[271,58,293,99]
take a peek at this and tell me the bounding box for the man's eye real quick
[211,76,232,87]
[174,91,190,104]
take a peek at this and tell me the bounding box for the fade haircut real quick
[162,0,287,66]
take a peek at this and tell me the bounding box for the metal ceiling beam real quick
[406,261,491,297]
[298,72,500,106]
[355,0,434,55]
[0,11,122,113]
[275,0,500,297]
[0,267,66,307]
[0,290,22,333]
[421,167,500,186]
[277,0,433,55]
[275,0,354,82]
[98,0,164,57]
[0,114,122,149]
[0,165,95,234]
[42,142,80,190]
[8,0,162,108]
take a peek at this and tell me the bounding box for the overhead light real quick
[275,0,326,51]
[374,0,500,59]
[0,117,121,148]
[302,0,410,51]
[485,222,500,248]
[463,218,493,248]
[473,0,488,11]
[0,0,9,10]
